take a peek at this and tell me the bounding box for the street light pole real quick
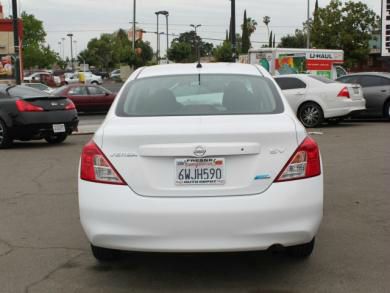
[67,33,74,71]
[132,0,136,52]
[11,0,20,84]
[165,13,169,63]
[61,37,65,60]
[307,0,310,48]
[155,11,169,64]
[190,24,201,63]
[155,12,160,62]
[231,0,236,61]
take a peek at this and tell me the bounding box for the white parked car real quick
[82,71,103,85]
[64,72,79,84]
[23,71,62,87]
[110,69,120,80]
[79,63,323,262]
[274,74,366,127]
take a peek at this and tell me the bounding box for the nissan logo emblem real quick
[193,146,206,157]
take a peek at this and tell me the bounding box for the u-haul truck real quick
[244,48,347,80]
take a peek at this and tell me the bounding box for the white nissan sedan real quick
[79,63,323,261]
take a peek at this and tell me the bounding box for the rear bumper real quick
[324,99,366,118]
[79,176,323,252]
[9,111,78,139]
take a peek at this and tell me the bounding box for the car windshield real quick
[25,84,48,91]
[52,86,68,96]
[116,74,284,117]
[4,86,48,98]
[309,75,335,84]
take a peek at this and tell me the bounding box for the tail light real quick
[80,141,126,185]
[337,87,350,98]
[275,136,321,182]
[65,100,76,110]
[16,99,44,112]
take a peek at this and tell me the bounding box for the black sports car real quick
[0,85,79,148]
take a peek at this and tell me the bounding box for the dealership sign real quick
[382,0,390,57]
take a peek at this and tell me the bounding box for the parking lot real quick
[0,121,389,293]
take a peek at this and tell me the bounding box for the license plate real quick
[352,87,359,94]
[175,158,225,185]
[52,124,65,133]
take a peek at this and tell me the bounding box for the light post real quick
[155,11,169,63]
[73,40,78,58]
[155,12,160,61]
[263,16,270,46]
[132,0,136,52]
[190,24,201,62]
[67,33,74,71]
[230,0,236,61]
[61,37,65,60]
[307,0,310,48]
[58,41,62,56]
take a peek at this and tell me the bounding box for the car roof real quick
[137,63,265,79]
[342,72,390,78]
[274,74,309,78]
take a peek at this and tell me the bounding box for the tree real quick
[21,12,46,47]
[311,0,379,68]
[279,29,307,48]
[78,30,153,70]
[269,31,273,48]
[241,10,250,53]
[213,41,233,62]
[168,31,214,63]
[21,12,61,69]
[167,42,192,63]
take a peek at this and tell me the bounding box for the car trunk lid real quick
[98,114,299,197]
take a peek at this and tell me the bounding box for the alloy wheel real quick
[300,104,322,128]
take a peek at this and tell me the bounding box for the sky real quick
[3,0,382,58]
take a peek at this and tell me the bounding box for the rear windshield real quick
[52,86,67,96]
[1,86,48,98]
[309,75,335,84]
[116,74,284,117]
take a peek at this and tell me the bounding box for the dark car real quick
[336,72,390,119]
[0,85,78,148]
[90,69,109,79]
[52,84,116,112]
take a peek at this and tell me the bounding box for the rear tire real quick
[287,238,315,258]
[298,102,324,128]
[91,81,98,85]
[384,100,390,120]
[91,244,121,262]
[0,119,13,149]
[45,133,67,144]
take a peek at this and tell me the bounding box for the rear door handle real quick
[381,90,387,93]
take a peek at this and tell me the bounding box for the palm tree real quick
[246,17,258,37]
[241,17,258,39]
[263,16,271,42]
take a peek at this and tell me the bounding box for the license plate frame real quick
[52,124,66,133]
[175,158,225,185]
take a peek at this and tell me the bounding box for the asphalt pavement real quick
[0,121,389,292]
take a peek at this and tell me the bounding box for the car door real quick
[67,86,89,111]
[274,77,307,113]
[86,86,109,111]
[356,75,390,115]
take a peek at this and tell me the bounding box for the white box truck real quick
[243,48,347,79]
